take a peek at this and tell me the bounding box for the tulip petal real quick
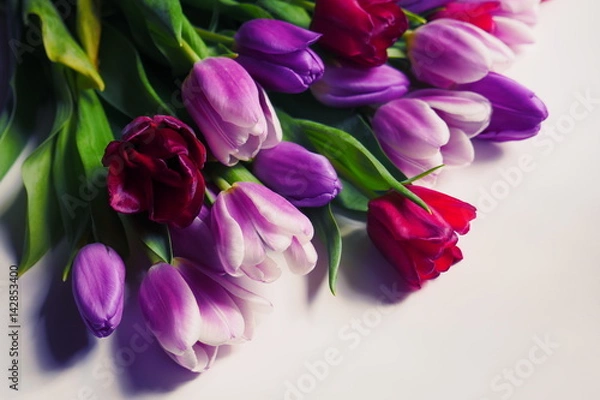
[139,263,202,356]
[410,186,477,235]
[284,237,318,275]
[178,259,246,345]
[168,343,218,373]
[72,244,125,337]
[441,129,475,167]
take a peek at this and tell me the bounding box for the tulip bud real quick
[406,89,492,166]
[211,182,317,282]
[367,186,476,288]
[182,57,282,166]
[72,243,125,338]
[407,19,514,88]
[310,63,410,108]
[455,72,548,141]
[234,19,324,93]
[372,98,450,184]
[252,141,342,207]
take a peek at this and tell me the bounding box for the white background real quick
[1,1,600,399]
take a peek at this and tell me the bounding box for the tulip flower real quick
[72,243,125,338]
[372,98,450,184]
[407,18,514,88]
[102,115,206,228]
[455,72,548,141]
[310,0,408,66]
[139,260,269,372]
[367,186,476,288]
[211,182,317,282]
[234,19,324,93]
[182,57,282,166]
[310,63,411,108]
[252,141,342,207]
[406,88,492,166]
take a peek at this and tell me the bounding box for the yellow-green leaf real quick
[23,0,104,90]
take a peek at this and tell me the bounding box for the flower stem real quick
[403,9,428,26]
[194,27,235,46]
[213,176,232,192]
[181,40,201,64]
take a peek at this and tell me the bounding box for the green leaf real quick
[135,0,183,45]
[98,24,175,119]
[23,0,104,90]
[256,0,311,27]
[76,0,102,67]
[334,178,369,213]
[75,90,115,176]
[74,89,129,259]
[296,119,429,211]
[182,0,274,22]
[305,205,342,295]
[0,57,53,182]
[148,15,209,73]
[19,137,63,275]
[126,215,173,264]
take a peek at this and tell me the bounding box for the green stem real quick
[213,176,232,192]
[181,40,201,64]
[194,27,235,46]
[205,190,217,205]
[288,0,315,12]
[402,9,428,25]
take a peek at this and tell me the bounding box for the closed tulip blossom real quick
[367,186,476,289]
[234,19,324,93]
[455,72,548,141]
[406,88,492,166]
[72,243,125,338]
[310,0,408,66]
[211,182,317,282]
[182,57,282,166]
[310,63,411,108]
[407,18,514,88]
[139,260,269,372]
[372,98,450,185]
[102,115,206,228]
[252,141,342,207]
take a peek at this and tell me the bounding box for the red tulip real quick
[102,115,206,228]
[310,0,408,67]
[367,186,476,288]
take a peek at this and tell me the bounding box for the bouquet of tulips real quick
[0,0,549,373]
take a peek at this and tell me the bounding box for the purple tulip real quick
[211,182,317,282]
[406,88,492,166]
[407,18,513,88]
[372,98,450,185]
[252,141,342,207]
[310,63,410,108]
[182,57,282,166]
[397,0,451,13]
[234,19,324,93]
[139,260,269,372]
[455,72,548,141]
[72,243,125,338]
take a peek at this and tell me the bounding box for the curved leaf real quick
[98,24,175,118]
[23,0,104,90]
[76,0,101,67]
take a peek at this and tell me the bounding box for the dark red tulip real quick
[102,115,206,228]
